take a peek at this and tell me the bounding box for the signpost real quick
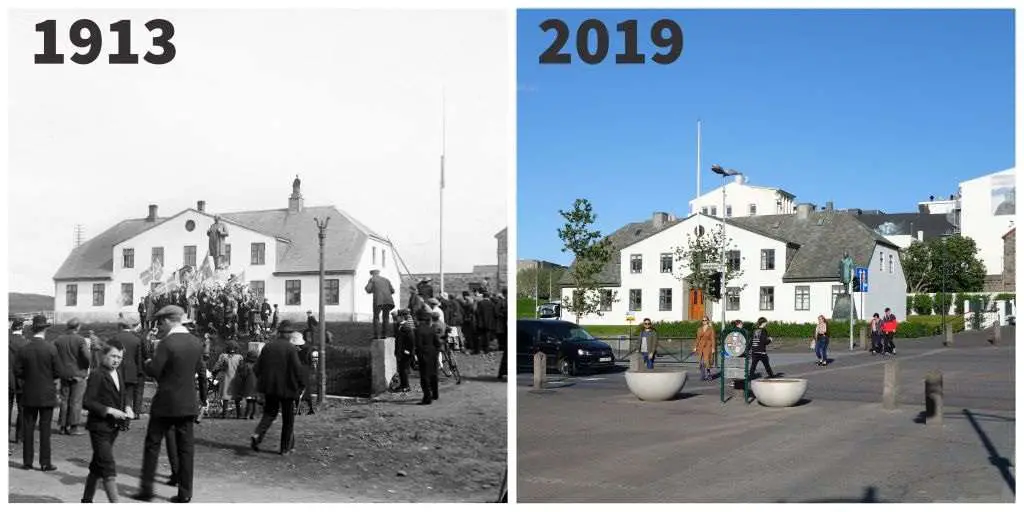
[856,267,868,347]
[626,312,635,354]
[720,328,748,403]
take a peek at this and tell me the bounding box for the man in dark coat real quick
[496,290,508,379]
[112,318,144,419]
[250,320,306,455]
[364,269,395,339]
[137,300,147,328]
[394,309,415,392]
[54,318,91,435]
[260,299,272,328]
[460,291,478,354]
[413,309,441,405]
[475,293,498,354]
[133,305,207,503]
[14,315,59,471]
[8,318,28,444]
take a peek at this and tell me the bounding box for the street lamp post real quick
[313,216,330,405]
[711,164,741,403]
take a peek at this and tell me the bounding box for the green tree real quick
[557,199,615,323]
[673,224,745,301]
[901,240,932,293]
[899,235,987,293]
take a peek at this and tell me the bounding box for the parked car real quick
[516,319,615,376]
[537,302,561,319]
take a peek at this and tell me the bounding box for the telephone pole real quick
[314,216,330,405]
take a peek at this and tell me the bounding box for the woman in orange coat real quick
[694,316,716,381]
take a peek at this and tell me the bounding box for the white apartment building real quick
[958,168,1015,284]
[689,174,797,218]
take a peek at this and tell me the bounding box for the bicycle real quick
[439,336,462,385]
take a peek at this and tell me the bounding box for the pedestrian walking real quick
[365,268,396,339]
[414,309,441,405]
[250,320,306,455]
[53,318,91,436]
[81,339,131,503]
[235,349,260,419]
[747,317,777,379]
[813,314,830,366]
[293,332,317,415]
[881,307,898,355]
[14,315,59,471]
[638,318,659,370]
[695,316,716,381]
[211,341,244,418]
[133,305,207,503]
[868,313,883,354]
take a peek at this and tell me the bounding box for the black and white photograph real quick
[7,8,509,503]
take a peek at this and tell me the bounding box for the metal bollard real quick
[859,326,868,351]
[924,371,943,425]
[883,360,899,410]
[943,322,953,346]
[532,352,546,389]
[629,352,642,372]
[992,318,1002,345]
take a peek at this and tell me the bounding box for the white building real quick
[562,206,907,325]
[53,179,401,323]
[958,168,1015,288]
[689,174,797,218]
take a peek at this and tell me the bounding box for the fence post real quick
[943,322,953,346]
[883,360,899,410]
[532,352,546,389]
[991,317,1002,345]
[924,371,943,425]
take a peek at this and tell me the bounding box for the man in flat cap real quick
[54,318,91,436]
[364,268,395,339]
[112,318,144,419]
[250,320,307,455]
[14,315,60,471]
[133,305,207,503]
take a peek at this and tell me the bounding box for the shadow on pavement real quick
[9,493,65,503]
[963,408,1015,496]
[777,485,890,503]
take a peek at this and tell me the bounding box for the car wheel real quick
[558,358,575,377]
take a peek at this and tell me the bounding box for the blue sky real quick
[517,9,1015,265]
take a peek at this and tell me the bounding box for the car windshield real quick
[544,323,596,342]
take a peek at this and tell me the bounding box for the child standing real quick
[81,339,131,503]
[235,350,260,419]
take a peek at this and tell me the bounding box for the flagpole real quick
[439,88,446,296]
[696,118,702,204]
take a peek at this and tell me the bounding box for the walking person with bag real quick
[694,316,716,381]
[747,317,778,379]
[813,315,830,366]
[881,307,898,355]
[868,313,883,354]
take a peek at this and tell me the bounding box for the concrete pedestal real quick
[370,337,397,397]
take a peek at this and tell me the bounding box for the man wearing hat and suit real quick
[14,315,60,471]
[133,305,207,503]
[54,318,91,436]
[112,318,145,419]
[413,309,441,405]
[250,320,306,454]
[9,318,28,444]
[364,268,395,339]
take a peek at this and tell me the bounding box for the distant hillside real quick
[9,293,54,314]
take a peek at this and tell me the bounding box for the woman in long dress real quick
[212,341,244,418]
[694,316,716,381]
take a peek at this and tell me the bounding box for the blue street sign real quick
[855,267,868,292]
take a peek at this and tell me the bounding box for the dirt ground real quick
[8,352,507,503]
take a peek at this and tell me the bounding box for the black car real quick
[516,319,616,376]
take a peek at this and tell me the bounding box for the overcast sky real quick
[8,9,508,295]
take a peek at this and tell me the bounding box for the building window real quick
[250,281,265,299]
[760,249,775,271]
[185,219,196,232]
[93,283,105,307]
[831,285,844,309]
[749,204,757,215]
[630,254,642,274]
[710,206,718,217]
[879,251,884,272]
[629,289,642,311]
[372,247,377,265]
[382,249,387,268]
[888,254,894,274]
[759,286,774,311]
[659,288,672,311]
[225,244,231,266]
[325,279,340,305]
[725,205,732,218]
[152,247,164,266]
[285,280,301,305]
[121,283,134,306]
[660,253,673,273]
[66,284,78,307]
[183,246,197,267]
[726,287,740,311]
[251,243,266,265]
[701,207,708,215]
[122,248,134,269]
[600,290,613,311]
[795,286,810,311]
[726,250,741,272]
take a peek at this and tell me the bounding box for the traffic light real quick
[707,271,723,300]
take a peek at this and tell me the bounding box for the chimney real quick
[652,211,670,228]
[197,200,206,213]
[796,203,813,220]
[289,175,304,213]
[918,204,928,214]
[147,204,158,222]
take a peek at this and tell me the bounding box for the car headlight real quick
[577,349,591,356]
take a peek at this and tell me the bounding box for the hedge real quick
[912,294,934,315]
[582,315,964,340]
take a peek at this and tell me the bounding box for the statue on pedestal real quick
[207,216,229,270]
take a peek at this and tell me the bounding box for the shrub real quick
[906,296,914,315]
[953,293,965,315]
[912,294,934,315]
[932,292,953,316]
[993,293,1016,303]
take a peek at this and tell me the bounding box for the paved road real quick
[517,327,1015,503]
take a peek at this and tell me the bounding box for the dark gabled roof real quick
[53,205,387,281]
[848,211,957,241]
[559,217,684,287]
[54,217,169,280]
[728,211,899,282]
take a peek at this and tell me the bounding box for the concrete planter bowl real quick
[750,378,808,407]
[624,369,687,401]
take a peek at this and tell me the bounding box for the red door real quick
[688,288,705,320]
